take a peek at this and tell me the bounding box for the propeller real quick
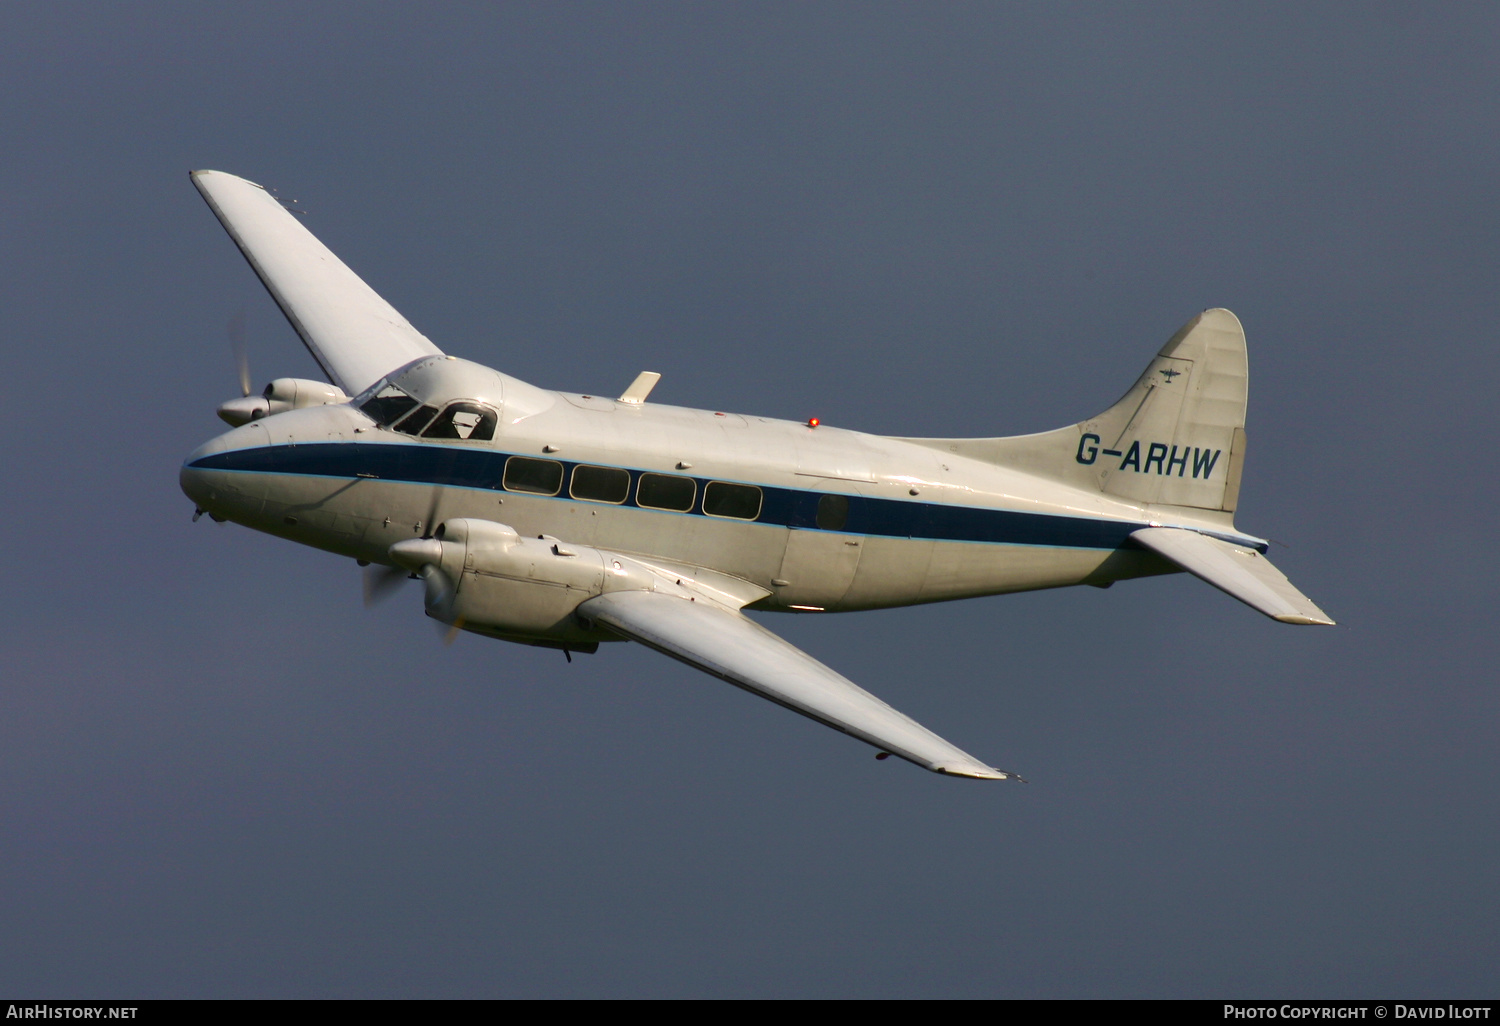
[362,563,409,607]
[414,488,466,642]
[216,308,270,426]
[416,485,443,540]
[227,308,252,398]
[363,489,450,624]
[417,562,456,619]
[419,563,466,646]
[387,536,464,644]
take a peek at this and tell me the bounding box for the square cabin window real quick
[636,472,695,512]
[570,465,631,504]
[703,481,762,521]
[503,456,564,496]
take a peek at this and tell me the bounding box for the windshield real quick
[359,383,420,426]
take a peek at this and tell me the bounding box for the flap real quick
[191,170,443,396]
[578,591,1018,779]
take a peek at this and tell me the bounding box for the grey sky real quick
[2,2,1496,997]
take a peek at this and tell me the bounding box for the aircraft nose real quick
[179,456,220,510]
[180,423,269,512]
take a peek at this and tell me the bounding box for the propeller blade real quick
[387,529,458,644]
[418,563,465,643]
[418,563,454,617]
[420,486,444,539]
[227,308,252,398]
[362,563,409,607]
[439,616,466,646]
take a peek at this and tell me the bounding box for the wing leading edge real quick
[578,590,1019,780]
[191,170,442,396]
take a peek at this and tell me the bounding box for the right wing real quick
[578,590,1019,780]
[191,170,443,396]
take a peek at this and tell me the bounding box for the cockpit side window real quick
[421,402,497,442]
[359,384,420,426]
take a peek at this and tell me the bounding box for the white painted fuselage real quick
[182,357,1233,618]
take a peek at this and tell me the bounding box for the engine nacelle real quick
[390,519,692,648]
[218,378,349,426]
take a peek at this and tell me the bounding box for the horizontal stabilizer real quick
[578,590,1018,780]
[1131,527,1334,625]
[191,170,443,396]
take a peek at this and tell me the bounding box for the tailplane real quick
[1131,527,1334,625]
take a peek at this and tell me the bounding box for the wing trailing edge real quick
[1131,527,1334,625]
[190,170,443,396]
[578,590,1018,780]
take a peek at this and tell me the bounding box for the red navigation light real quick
[807,417,820,428]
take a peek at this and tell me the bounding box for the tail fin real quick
[906,309,1249,519]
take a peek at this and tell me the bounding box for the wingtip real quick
[189,169,266,189]
[935,763,1026,782]
[1274,613,1337,626]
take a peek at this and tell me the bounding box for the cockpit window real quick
[421,402,497,442]
[394,404,440,435]
[360,384,420,426]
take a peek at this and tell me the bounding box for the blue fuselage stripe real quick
[189,442,1145,550]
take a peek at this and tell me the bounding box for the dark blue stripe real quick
[190,442,1145,550]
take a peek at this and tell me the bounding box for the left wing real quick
[578,590,1018,780]
[191,170,442,396]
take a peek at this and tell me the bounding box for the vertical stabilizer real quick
[900,309,1250,518]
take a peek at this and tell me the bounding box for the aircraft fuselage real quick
[181,370,1220,615]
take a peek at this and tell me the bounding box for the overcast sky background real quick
[2,2,1496,998]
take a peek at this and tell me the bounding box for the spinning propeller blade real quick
[419,486,443,539]
[362,563,409,607]
[227,308,252,398]
[367,486,461,643]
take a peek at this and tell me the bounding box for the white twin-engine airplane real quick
[181,169,1333,782]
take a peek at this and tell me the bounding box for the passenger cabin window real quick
[636,473,695,512]
[570,465,630,504]
[816,493,849,531]
[703,482,762,520]
[394,404,440,435]
[421,402,497,442]
[503,456,564,496]
[360,384,419,426]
